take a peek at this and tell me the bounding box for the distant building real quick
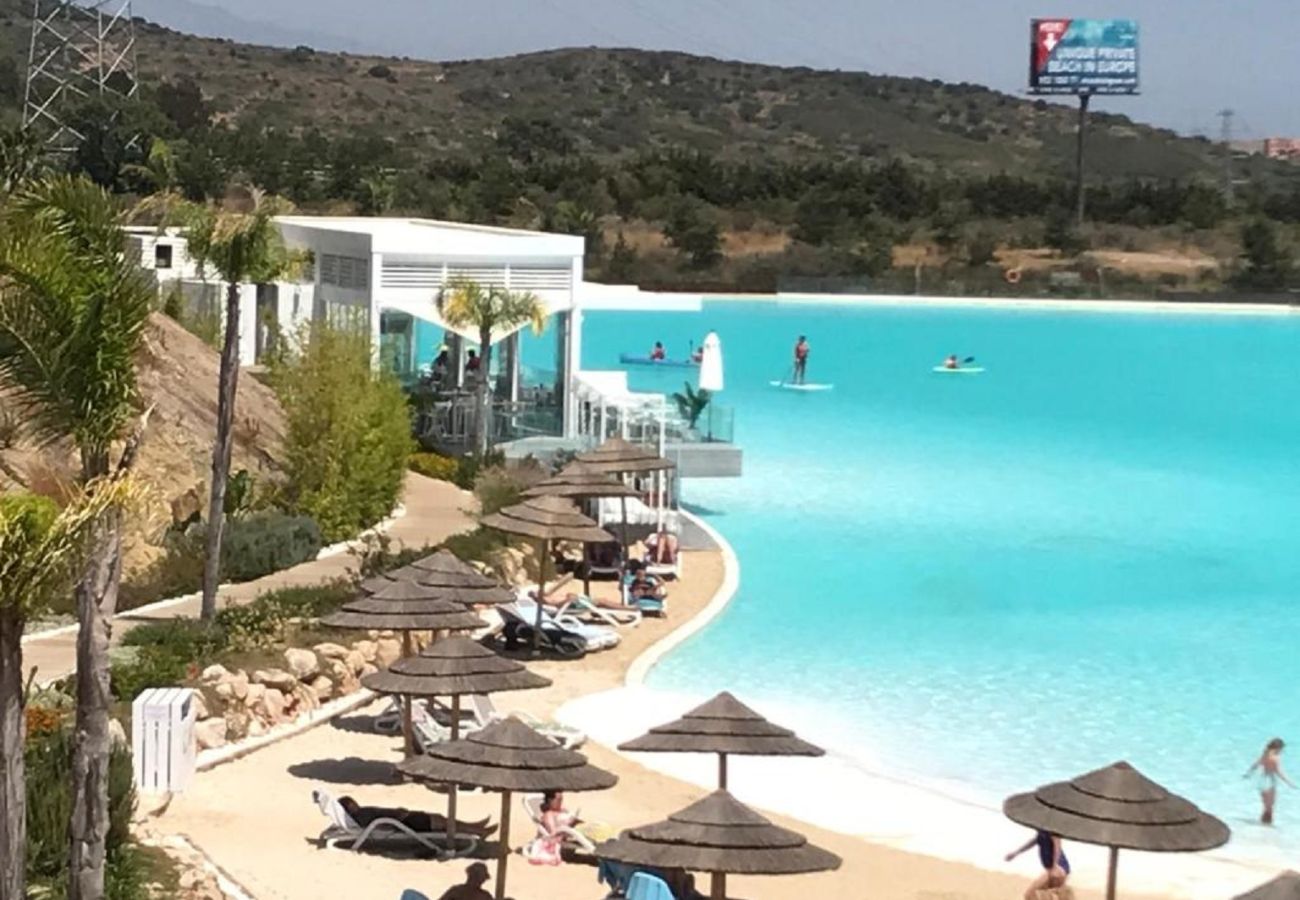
[1263,138,1300,161]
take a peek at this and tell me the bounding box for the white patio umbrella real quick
[698,331,724,440]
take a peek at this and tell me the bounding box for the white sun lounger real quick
[553,594,641,629]
[513,595,621,652]
[466,694,586,749]
[311,789,478,859]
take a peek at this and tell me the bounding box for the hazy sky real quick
[171,0,1298,136]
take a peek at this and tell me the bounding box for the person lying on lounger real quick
[644,531,679,565]
[337,796,497,839]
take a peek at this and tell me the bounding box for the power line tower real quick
[1217,108,1236,205]
[23,0,138,151]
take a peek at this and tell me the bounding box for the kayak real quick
[932,366,985,374]
[770,381,834,391]
[620,354,698,368]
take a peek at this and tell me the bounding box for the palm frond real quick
[434,280,548,341]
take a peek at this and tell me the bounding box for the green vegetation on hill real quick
[0,2,1295,294]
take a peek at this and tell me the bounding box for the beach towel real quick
[626,872,675,900]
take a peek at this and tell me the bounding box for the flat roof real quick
[275,216,584,259]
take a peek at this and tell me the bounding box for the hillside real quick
[0,313,286,568]
[0,2,1270,183]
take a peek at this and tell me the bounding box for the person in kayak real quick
[650,341,666,361]
[793,335,810,384]
[691,343,704,363]
[944,354,960,370]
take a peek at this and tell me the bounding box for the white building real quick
[136,215,738,475]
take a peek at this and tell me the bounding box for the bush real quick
[26,727,141,897]
[473,465,527,516]
[408,451,460,482]
[442,527,511,575]
[218,511,323,582]
[452,449,505,490]
[272,324,412,543]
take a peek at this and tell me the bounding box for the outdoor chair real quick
[310,789,479,859]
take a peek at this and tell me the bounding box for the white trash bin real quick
[131,687,197,793]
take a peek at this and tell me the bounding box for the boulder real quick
[262,688,288,724]
[375,637,402,668]
[224,708,251,742]
[343,649,367,676]
[284,647,320,680]
[308,676,333,703]
[108,719,128,748]
[352,640,378,664]
[252,668,298,692]
[243,683,267,708]
[191,691,210,720]
[194,718,228,750]
[360,663,378,678]
[312,642,349,661]
[246,718,267,738]
[326,658,358,694]
[199,664,230,684]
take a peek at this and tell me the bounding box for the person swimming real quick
[650,341,666,361]
[1245,737,1295,824]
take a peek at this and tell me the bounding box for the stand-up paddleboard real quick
[931,366,985,374]
[770,381,834,391]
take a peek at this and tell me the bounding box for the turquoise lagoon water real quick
[578,301,1300,849]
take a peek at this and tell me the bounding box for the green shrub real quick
[453,450,505,490]
[217,511,323,582]
[473,465,527,516]
[443,527,511,575]
[118,528,206,611]
[26,727,140,897]
[271,323,413,542]
[408,451,459,482]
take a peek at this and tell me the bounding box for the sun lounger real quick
[553,594,641,629]
[466,693,585,749]
[626,872,676,900]
[502,597,621,655]
[311,789,479,859]
[584,540,624,578]
[643,533,682,581]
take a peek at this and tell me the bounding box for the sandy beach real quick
[142,538,1191,900]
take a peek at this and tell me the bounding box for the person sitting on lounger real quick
[527,791,585,866]
[337,796,497,839]
[435,862,493,900]
[644,531,679,566]
[625,562,666,601]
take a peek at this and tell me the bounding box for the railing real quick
[413,395,563,452]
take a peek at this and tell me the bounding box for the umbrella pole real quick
[718,753,728,790]
[496,791,513,900]
[710,871,726,900]
[401,631,415,758]
[1106,847,1119,900]
[620,495,630,569]
[532,538,548,655]
[446,694,461,852]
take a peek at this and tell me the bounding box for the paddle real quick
[964,356,976,363]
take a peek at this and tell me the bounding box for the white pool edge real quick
[624,509,741,688]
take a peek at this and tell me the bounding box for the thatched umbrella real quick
[322,580,487,757]
[577,437,677,538]
[1235,872,1300,900]
[361,550,516,606]
[480,495,614,653]
[619,691,823,789]
[363,636,551,853]
[597,789,841,900]
[524,462,641,588]
[1004,761,1230,900]
[398,717,618,900]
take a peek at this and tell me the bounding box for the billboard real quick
[1029,18,1139,95]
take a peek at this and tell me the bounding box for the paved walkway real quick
[23,474,475,685]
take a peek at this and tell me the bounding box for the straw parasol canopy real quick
[399,718,618,900]
[364,636,551,852]
[597,790,840,899]
[362,635,550,700]
[576,436,676,474]
[480,496,614,653]
[1235,872,1300,900]
[1004,761,1230,900]
[523,462,641,586]
[619,692,823,789]
[360,550,516,605]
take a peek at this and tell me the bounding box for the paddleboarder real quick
[793,335,810,384]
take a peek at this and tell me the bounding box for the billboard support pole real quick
[1074,91,1091,226]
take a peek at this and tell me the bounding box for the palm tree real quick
[168,188,298,621]
[436,281,547,454]
[0,175,154,900]
[0,482,136,900]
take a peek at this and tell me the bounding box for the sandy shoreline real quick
[146,535,1253,900]
[700,291,1300,316]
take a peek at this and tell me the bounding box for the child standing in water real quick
[1245,738,1295,824]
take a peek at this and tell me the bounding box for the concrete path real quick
[23,473,475,685]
